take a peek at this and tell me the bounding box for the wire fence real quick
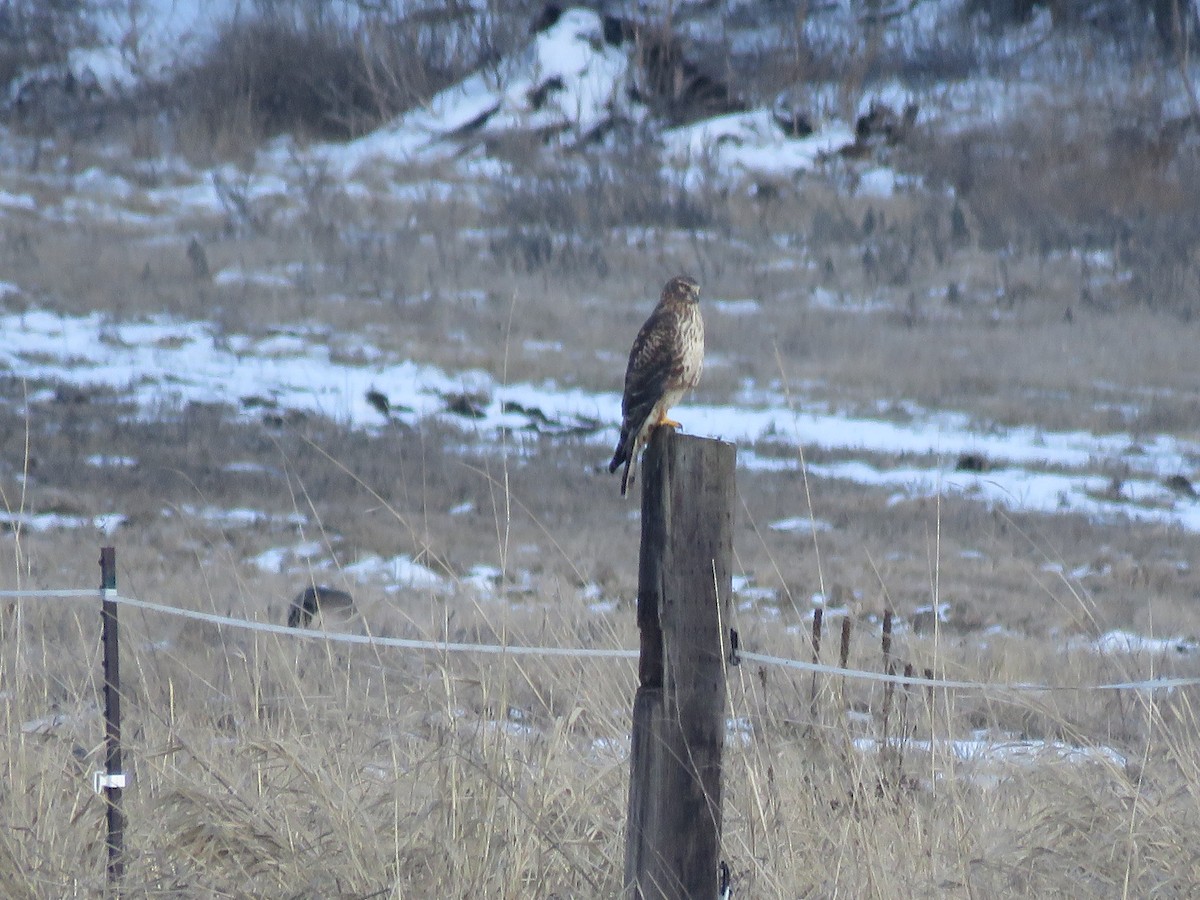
[4,586,1197,695]
[4,567,1192,898]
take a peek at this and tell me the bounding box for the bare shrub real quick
[0,0,109,160]
[169,1,535,158]
[485,125,722,278]
[914,96,1200,316]
[0,0,94,92]
[172,17,391,155]
[1122,208,1200,318]
[966,0,1197,52]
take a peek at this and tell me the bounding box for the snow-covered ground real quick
[3,5,1200,547]
[853,729,1127,790]
[5,306,1200,533]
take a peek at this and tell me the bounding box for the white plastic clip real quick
[93,771,127,793]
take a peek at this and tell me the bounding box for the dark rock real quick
[288,585,354,629]
[955,452,989,473]
[366,389,390,417]
[1164,474,1197,498]
[444,391,489,419]
[527,75,565,111]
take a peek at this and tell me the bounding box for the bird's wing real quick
[621,305,679,429]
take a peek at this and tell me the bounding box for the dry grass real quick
[7,515,1200,896]
[6,376,1200,895]
[1,586,635,895]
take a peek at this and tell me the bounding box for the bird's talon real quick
[660,417,682,428]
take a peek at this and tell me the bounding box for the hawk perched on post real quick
[609,275,705,496]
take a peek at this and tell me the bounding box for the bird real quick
[609,275,705,497]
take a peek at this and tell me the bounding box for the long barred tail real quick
[608,432,628,474]
[610,430,636,497]
[620,455,636,497]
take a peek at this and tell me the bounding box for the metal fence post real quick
[98,546,125,891]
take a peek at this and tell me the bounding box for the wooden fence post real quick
[624,427,736,900]
[99,546,125,890]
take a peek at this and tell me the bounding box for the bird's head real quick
[662,274,700,305]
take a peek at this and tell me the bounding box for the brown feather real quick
[610,276,705,496]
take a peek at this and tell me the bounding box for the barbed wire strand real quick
[3,588,1198,693]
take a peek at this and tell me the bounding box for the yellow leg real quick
[658,412,681,428]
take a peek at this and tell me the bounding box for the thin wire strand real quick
[5,588,1198,693]
[1,589,637,659]
[737,650,1198,693]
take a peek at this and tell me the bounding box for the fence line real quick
[1,588,638,660]
[3,587,1197,694]
[737,650,1196,693]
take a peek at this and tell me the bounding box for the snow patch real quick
[1084,630,1198,656]
[346,554,448,592]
